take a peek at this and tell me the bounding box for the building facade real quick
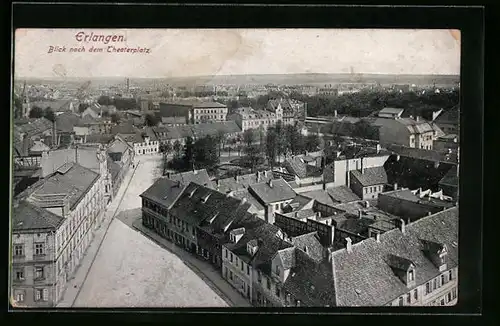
[228,107,277,132]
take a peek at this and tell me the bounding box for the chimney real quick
[358,209,362,219]
[365,201,370,208]
[346,237,352,253]
[75,145,78,164]
[376,232,381,243]
[256,171,260,183]
[393,183,398,190]
[241,197,247,205]
[376,144,381,154]
[397,219,406,234]
[416,116,420,122]
[316,211,321,218]
[334,110,338,118]
[427,211,432,216]
[268,179,273,188]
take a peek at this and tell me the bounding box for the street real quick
[70,154,228,307]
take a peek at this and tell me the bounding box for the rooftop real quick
[216,170,274,194]
[249,178,296,204]
[140,177,185,209]
[332,207,458,306]
[326,186,361,203]
[12,200,65,231]
[350,166,388,187]
[168,169,214,189]
[387,144,459,165]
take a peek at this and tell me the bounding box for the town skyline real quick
[14,29,461,79]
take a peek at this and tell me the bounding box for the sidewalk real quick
[131,219,252,308]
[56,161,141,308]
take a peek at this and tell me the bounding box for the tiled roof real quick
[326,186,360,203]
[140,177,185,209]
[117,132,144,144]
[439,165,459,187]
[111,122,138,135]
[169,182,250,227]
[332,207,458,306]
[40,146,103,178]
[290,232,324,262]
[30,100,73,112]
[434,106,459,125]
[84,134,115,144]
[55,112,81,133]
[16,118,53,138]
[191,121,241,138]
[12,200,65,231]
[301,190,336,207]
[378,107,405,116]
[283,194,314,212]
[249,178,296,204]
[285,157,323,179]
[230,189,266,212]
[350,166,388,187]
[29,163,100,212]
[161,116,187,125]
[387,144,459,164]
[282,248,336,306]
[216,170,273,194]
[168,169,214,189]
[193,102,227,108]
[108,138,132,154]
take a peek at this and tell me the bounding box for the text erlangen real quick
[75,31,126,44]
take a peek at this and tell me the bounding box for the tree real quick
[215,130,227,157]
[242,129,255,148]
[102,110,110,117]
[144,113,160,127]
[43,107,56,122]
[29,106,44,118]
[284,124,304,155]
[182,137,195,170]
[110,113,120,124]
[194,136,219,169]
[173,140,182,159]
[78,103,90,113]
[244,145,261,173]
[265,127,279,170]
[305,133,320,152]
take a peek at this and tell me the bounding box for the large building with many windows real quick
[11,162,105,307]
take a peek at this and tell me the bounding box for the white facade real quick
[133,137,159,155]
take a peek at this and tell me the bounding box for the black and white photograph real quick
[10,27,462,309]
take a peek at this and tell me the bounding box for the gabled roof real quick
[378,107,405,117]
[249,178,296,204]
[301,190,336,207]
[16,117,53,137]
[216,170,273,194]
[55,112,81,133]
[385,254,414,271]
[350,166,388,187]
[111,122,138,135]
[169,169,214,189]
[387,144,459,165]
[326,186,360,203]
[12,200,65,231]
[140,177,185,209]
[40,146,104,178]
[108,138,132,154]
[230,189,266,212]
[332,207,458,306]
[290,232,324,263]
[84,134,115,144]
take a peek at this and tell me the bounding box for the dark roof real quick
[12,200,65,231]
[84,134,115,144]
[169,169,214,189]
[332,207,458,306]
[55,112,81,133]
[439,165,459,187]
[350,166,388,187]
[216,170,273,194]
[191,121,242,138]
[249,178,296,204]
[230,189,266,212]
[387,144,459,165]
[282,248,336,306]
[16,118,53,137]
[40,146,104,178]
[169,182,250,227]
[161,116,187,125]
[29,163,100,211]
[140,178,185,209]
[434,106,459,125]
[290,232,324,262]
[326,186,360,203]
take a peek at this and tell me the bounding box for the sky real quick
[14,29,461,79]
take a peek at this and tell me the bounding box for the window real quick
[440,298,445,306]
[449,270,453,280]
[442,274,447,285]
[266,277,271,290]
[14,245,24,257]
[406,293,411,304]
[15,268,24,281]
[275,204,279,210]
[399,296,404,306]
[247,265,250,275]
[275,265,280,275]
[296,299,301,307]
[35,266,44,280]
[408,269,414,281]
[433,279,437,290]
[426,282,431,294]
[15,291,25,302]
[452,288,457,299]
[34,243,45,255]
[447,292,452,303]
[35,289,43,301]
[276,286,281,298]
[224,248,228,259]
[229,271,233,281]
[414,289,418,301]
[258,271,262,283]
[230,253,233,262]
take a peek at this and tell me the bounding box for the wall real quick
[11,230,57,307]
[377,193,445,222]
[331,155,389,188]
[222,246,253,301]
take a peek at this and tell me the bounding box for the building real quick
[14,118,56,157]
[438,166,459,200]
[107,137,135,197]
[323,145,390,188]
[248,178,297,224]
[167,169,214,189]
[349,166,388,200]
[267,99,295,126]
[433,134,459,153]
[11,162,105,307]
[372,115,441,150]
[377,188,455,223]
[378,107,405,119]
[215,170,274,194]
[55,112,82,147]
[159,101,228,125]
[283,156,324,187]
[434,106,459,135]
[331,207,458,306]
[117,130,159,156]
[228,107,277,132]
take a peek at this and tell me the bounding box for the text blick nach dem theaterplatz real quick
[47,31,152,54]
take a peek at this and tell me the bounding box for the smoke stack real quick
[334,110,338,118]
[376,232,380,243]
[393,183,398,190]
[376,144,381,154]
[397,219,406,234]
[268,179,273,188]
[346,237,352,253]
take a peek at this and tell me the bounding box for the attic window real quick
[188,188,197,198]
[202,193,211,203]
[408,269,415,281]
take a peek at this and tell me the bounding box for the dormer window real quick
[201,193,211,203]
[408,269,415,282]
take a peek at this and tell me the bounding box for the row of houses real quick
[10,137,135,307]
[139,169,458,307]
